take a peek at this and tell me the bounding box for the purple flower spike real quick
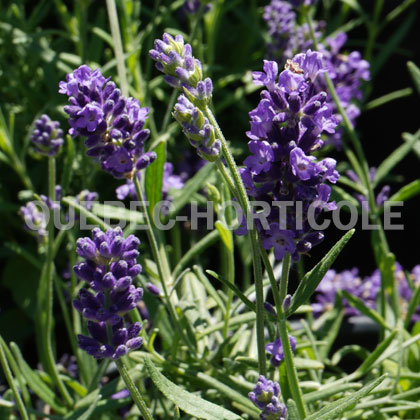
[73,228,144,360]
[59,65,152,179]
[149,33,212,103]
[249,376,287,420]
[265,335,297,367]
[31,114,64,156]
[239,51,339,261]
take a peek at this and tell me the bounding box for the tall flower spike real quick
[149,33,213,104]
[59,65,155,179]
[73,227,144,360]
[249,376,287,420]
[31,114,64,156]
[239,51,339,261]
[173,95,221,162]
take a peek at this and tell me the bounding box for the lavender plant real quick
[1,1,420,420]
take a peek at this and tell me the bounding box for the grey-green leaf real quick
[374,131,420,186]
[305,375,386,420]
[145,141,166,219]
[144,358,242,420]
[407,61,420,96]
[287,229,355,316]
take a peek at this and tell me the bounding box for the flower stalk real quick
[116,358,154,420]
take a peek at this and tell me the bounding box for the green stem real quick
[278,253,307,418]
[365,0,384,63]
[204,106,266,375]
[0,337,29,420]
[106,0,129,97]
[44,157,73,407]
[116,358,154,420]
[134,176,194,352]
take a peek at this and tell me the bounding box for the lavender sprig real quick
[73,227,144,360]
[59,65,155,179]
[239,52,339,261]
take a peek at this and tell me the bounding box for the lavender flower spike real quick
[173,95,221,162]
[59,65,154,179]
[249,376,287,420]
[239,51,339,261]
[73,227,144,360]
[31,114,64,156]
[150,33,213,104]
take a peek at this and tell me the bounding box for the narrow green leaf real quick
[365,88,413,110]
[288,229,355,316]
[172,230,220,280]
[385,179,420,204]
[304,383,362,404]
[342,291,390,330]
[0,337,29,420]
[62,197,111,230]
[145,141,166,220]
[10,343,66,414]
[407,61,420,97]
[169,163,214,218]
[372,13,415,76]
[356,330,397,374]
[374,131,420,186]
[405,283,420,329]
[67,394,101,420]
[144,358,242,420]
[287,399,301,420]
[193,266,226,316]
[60,135,74,194]
[91,202,144,225]
[305,375,386,420]
[215,221,233,253]
[331,185,360,210]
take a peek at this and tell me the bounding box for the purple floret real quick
[249,376,287,420]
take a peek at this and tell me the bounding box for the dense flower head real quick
[263,1,369,148]
[173,95,221,162]
[150,33,213,103]
[266,335,297,367]
[31,114,64,156]
[313,264,420,321]
[249,376,287,420]
[73,227,144,359]
[59,65,154,179]
[239,52,338,261]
